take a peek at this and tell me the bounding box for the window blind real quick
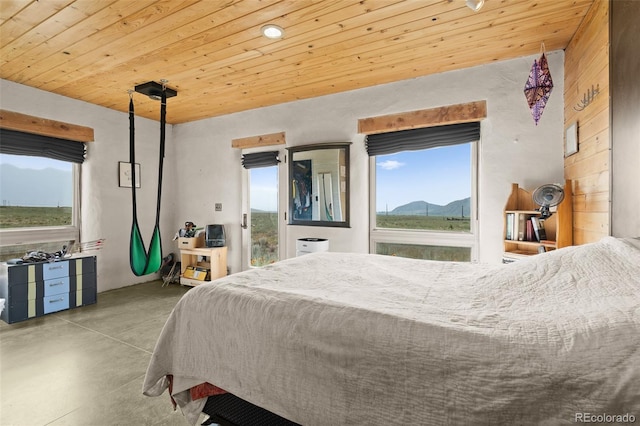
[0,128,86,163]
[365,121,480,156]
[241,151,280,169]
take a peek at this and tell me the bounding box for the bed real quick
[143,237,640,425]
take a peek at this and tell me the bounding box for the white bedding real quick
[143,237,640,425]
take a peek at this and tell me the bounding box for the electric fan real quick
[532,183,565,219]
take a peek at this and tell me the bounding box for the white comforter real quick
[143,237,640,425]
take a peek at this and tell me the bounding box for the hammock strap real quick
[128,91,165,276]
[156,89,166,228]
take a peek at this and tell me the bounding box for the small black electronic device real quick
[205,224,226,247]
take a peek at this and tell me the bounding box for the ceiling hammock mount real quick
[128,80,177,276]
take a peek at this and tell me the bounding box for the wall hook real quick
[574,84,600,111]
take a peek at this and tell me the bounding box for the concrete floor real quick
[0,280,207,426]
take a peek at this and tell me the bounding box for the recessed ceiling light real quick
[261,24,284,39]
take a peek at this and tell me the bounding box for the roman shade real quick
[0,128,86,163]
[365,121,480,156]
[241,151,280,169]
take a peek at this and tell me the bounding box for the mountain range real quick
[379,197,471,217]
[0,164,72,207]
[0,163,470,216]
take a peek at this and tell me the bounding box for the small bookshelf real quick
[503,180,572,262]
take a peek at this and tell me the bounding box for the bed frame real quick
[201,393,300,426]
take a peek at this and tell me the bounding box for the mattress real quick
[143,237,640,425]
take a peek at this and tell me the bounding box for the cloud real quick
[377,160,405,170]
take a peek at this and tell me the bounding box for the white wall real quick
[1,79,178,291]
[1,50,565,290]
[173,50,566,271]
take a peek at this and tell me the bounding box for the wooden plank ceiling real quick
[1,0,594,124]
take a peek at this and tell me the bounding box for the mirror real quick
[288,143,350,227]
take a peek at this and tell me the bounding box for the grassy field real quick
[0,209,469,263]
[0,206,73,260]
[0,206,72,228]
[376,214,470,232]
[376,215,471,261]
[376,242,471,262]
[249,212,471,265]
[250,211,279,266]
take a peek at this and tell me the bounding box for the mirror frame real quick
[287,142,351,228]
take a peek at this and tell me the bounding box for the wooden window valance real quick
[241,151,281,169]
[0,109,94,142]
[0,109,94,163]
[365,121,481,156]
[358,101,487,135]
[232,132,285,149]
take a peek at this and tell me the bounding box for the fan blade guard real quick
[532,184,565,207]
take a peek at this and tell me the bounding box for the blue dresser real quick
[0,256,97,324]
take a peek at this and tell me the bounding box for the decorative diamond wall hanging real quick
[524,50,554,125]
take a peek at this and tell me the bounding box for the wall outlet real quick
[215,203,222,212]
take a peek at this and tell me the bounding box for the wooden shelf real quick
[504,240,557,248]
[503,180,572,260]
[179,246,227,287]
[505,210,540,215]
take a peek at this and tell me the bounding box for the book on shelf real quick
[526,219,534,241]
[506,213,514,240]
[530,217,547,242]
[518,214,526,241]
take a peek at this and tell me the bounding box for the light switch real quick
[215,203,222,211]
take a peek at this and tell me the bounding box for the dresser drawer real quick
[7,279,69,301]
[43,293,69,314]
[1,256,97,324]
[44,277,70,297]
[42,262,69,280]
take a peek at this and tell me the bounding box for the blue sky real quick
[250,167,278,211]
[0,153,70,171]
[375,144,471,211]
[248,144,471,212]
[1,147,469,211]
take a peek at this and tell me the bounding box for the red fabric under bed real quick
[167,375,228,410]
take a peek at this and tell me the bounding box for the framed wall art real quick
[565,122,578,157]
[119,161,141,188]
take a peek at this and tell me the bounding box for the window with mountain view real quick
[370,142,476,262]
[375,144,471,231]
[0,153,79,261]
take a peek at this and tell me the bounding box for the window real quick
[0,153,80,261]
[249,166,279,266]
[241,150,281,268]
[368,123,479,262]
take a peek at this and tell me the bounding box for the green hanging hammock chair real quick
[128,88,168,276]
